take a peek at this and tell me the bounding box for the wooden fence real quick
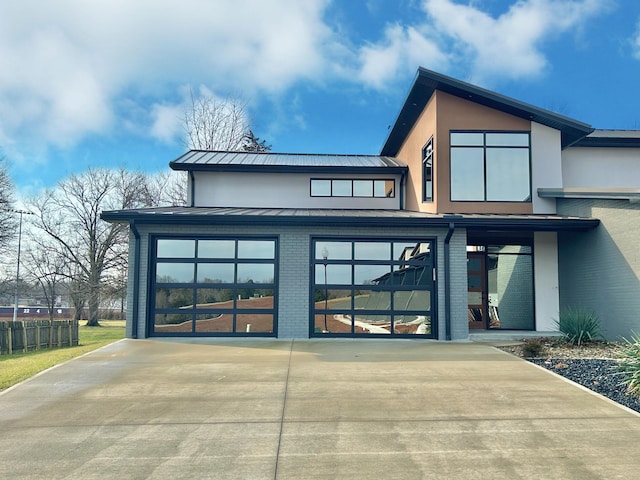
[0,320,79,355]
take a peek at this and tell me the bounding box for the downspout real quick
[130,220,141,339]
[399,171,406,210]
[189,171,195,207]
[444,222,455,341]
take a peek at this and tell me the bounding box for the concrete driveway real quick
[1,339,639,479]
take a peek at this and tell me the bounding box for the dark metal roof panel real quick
[571,129,640,148]
[381,67,594,156]
[170,151,407,172]
[101,206,599,231]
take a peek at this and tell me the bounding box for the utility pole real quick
[9,209,34,322]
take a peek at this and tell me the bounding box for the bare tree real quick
[22,239,66,322]
[0,157,16,251]
[147,170,187,206]
[28,168,151,326]
[184,89,250,151]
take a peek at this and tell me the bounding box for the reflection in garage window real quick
[152,237,277,336]
[312,239,435,338]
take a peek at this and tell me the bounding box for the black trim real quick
[102,208,599,231]
[381,67,593,156]
[572,135,640,148]
[309,237,438,339]
[171,163,407,175]
[310,178,396,198]
[148,235,279,337]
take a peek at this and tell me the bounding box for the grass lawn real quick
[0,320,125,391]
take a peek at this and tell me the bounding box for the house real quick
[102,67,640,341]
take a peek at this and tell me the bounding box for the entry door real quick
[467,253,487,329]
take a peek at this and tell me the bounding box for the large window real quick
[311,179,395,198]
[422,137,433,202]
[151,237,277,336]
[311,239,436,337]
[450,131,530,202]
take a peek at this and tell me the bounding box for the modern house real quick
[102,67,640,341]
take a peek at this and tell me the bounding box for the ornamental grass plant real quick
[617,332,640,397]
[555,306,603,346]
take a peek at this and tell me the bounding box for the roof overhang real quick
[571,130,640,148]
[101,207,599,232]
[539,187,640,202]
[381,67,594,156]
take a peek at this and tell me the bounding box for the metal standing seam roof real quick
[381,67,595,156]
[170,151,407,172]
[101,206,599,231]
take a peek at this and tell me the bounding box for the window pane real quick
[354,242,390,260]
[353,180,373,197]
[238,240,275,259]
[394,315,431,334]
[451,132,484,146]
[332,180,352,196]
[450,147,484,200]
[236,314,274,333]
[237,290,275,309]
[195,313,232,333]
[196,288,234,308]
[311,179,331,196]
[315,264,352,284]
[353,314,391,334]
[157,239,195,258]
[315,241,351,260]
[486,148,530,201]
[355,290,391,310]
[155,313,192,332]
[314,289,353,310]
[393,291,430,311]
[198,240,235,258]
[156,263,194,283]
[155,287,193,309]
[373,179,394,197]
[197,263,234,283]
[486,133,529,146]
[354,264,391,284]
[489,253,534,329]
[314,313,353,334]
[237,264,274,284]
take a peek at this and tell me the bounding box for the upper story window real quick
[450,131,530,202]
[422,137,434,202]
[311,179,395,198]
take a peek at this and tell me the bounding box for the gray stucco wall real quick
[125,223,470,341]
[557,199,640,340]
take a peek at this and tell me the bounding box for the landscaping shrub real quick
[521,338,546,357]
[555,306,602,346]
[617,332,640,397]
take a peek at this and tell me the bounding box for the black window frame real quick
[422,136,434,202]
[310,237,437,338]
[310,178,396,198]
[149,235,278,337]
[449,130,531,202]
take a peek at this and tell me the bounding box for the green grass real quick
[0,320,125,391]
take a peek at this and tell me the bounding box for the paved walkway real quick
[1,339,639,479]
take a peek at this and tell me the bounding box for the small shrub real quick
[521,338,546,357]
[555,306,602,346]
[617,332,640,397]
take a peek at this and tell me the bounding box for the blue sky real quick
[1,0,639,196]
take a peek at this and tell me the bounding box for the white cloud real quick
[633,19,640,60]
[0,0,334,154]
[422,0,610,83]
[358,24,449,89]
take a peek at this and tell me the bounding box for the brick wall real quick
[558,199,640,340]
[126,223,468,340]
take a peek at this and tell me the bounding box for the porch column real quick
[534,231,559,331]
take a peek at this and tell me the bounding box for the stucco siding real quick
[558,199,640,340]
[562,147,640,189]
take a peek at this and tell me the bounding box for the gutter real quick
[189,171,195,207]
[443,220,457,341]
[130,220,141,339]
